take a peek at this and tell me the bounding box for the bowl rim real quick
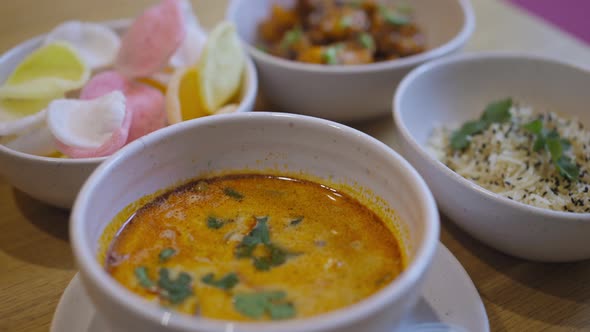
[226,0,476,74]
[71,111,440,332]
[0,18,258,165]
[393,51,590,221]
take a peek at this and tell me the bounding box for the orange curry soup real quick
[103,174,405,321]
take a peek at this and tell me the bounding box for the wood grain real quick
[0,1,589,331]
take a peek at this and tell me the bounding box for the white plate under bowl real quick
[50,243,489,332]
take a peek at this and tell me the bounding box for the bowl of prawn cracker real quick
[227,0,474,122]
[0,0,257,208]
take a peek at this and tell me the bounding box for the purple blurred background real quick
[506,0,590,44]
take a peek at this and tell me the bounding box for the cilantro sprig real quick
[135,266,193,304]
[201,272,239,290]
[339,15,353,28]
[253,244,289,271]
[359,33,375,50]
[158,268,193,304]
[322,44,343,65]
[379,5,410,26]
[207,216,226,229]
[235,216,271,258]
[279,27,303,50]
[289,216,304,226]
[235,216,295,271]
[523,119,580,181]
[158,248,176,263]
[233,291,295,320]
[450,98,513,150]
[223,187,244,201]
[134,266,155,288]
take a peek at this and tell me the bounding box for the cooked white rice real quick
[428,105,590,213]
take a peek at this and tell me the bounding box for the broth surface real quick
[106,174,404,321]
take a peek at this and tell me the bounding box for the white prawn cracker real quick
[44,21,121,70]
[47,91,126,149]
[169,0,207,68]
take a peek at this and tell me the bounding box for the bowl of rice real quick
[393,52,590,262]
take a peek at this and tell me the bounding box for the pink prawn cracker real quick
[81,70,166,143]
[116,0,186,78]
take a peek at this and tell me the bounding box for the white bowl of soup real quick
[394,53,590,262]
[0,20,257,209]
[70,112,439,331]
[226,0,475,122]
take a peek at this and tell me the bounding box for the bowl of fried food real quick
[228,0,474,122]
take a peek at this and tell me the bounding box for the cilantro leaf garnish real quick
[233,291,295,320]
[235,216,296,270]
[158,268,193,304]
[279,27,303,50]
[134,266,154,288]
[289,216,304,226]
[481,99,513,123]
[556,157,580,181]
[158,248,176,263]
[252,244,289,271]
[223,187,244,201]
[201,272,239,290]
[359,33,375,50]
[207,216,225,229]
[322,45,341,65]
[379,5,410,26]
[235,216,270,258]
[339,15,353,28]
[450,98,513,150]
[523,119,580,181]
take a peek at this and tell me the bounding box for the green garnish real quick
[322,45,342,65]
[207,216,226,229]
[134,266,155,288]
[523,119,580,181]
[379,5,410,26]
[235,216,295,270]
[359,33,375,50]
[253,244,289,271]
[233,291,295,320]
[158,248,176,263]
[158,268,193,304]
[289,216,304,226]
[450,98,513,150]
[339,16,353,28]
[201,272,239,290]
[235,216,270,258]
[223,187,244,201]
[279,27,303,50]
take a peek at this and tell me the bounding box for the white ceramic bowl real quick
[0,20,258,209]
[227,0,475,122]
[71,112,439,332]
[394,52,590,262]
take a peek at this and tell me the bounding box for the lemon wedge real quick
[196,22,245,113]
[0,42,90,100]
[165,66,208,124]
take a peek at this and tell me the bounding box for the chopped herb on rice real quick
[428,104,590,213]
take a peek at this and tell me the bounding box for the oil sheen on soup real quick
[105,174,405,321]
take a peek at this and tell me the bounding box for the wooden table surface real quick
[1,1,589,331]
